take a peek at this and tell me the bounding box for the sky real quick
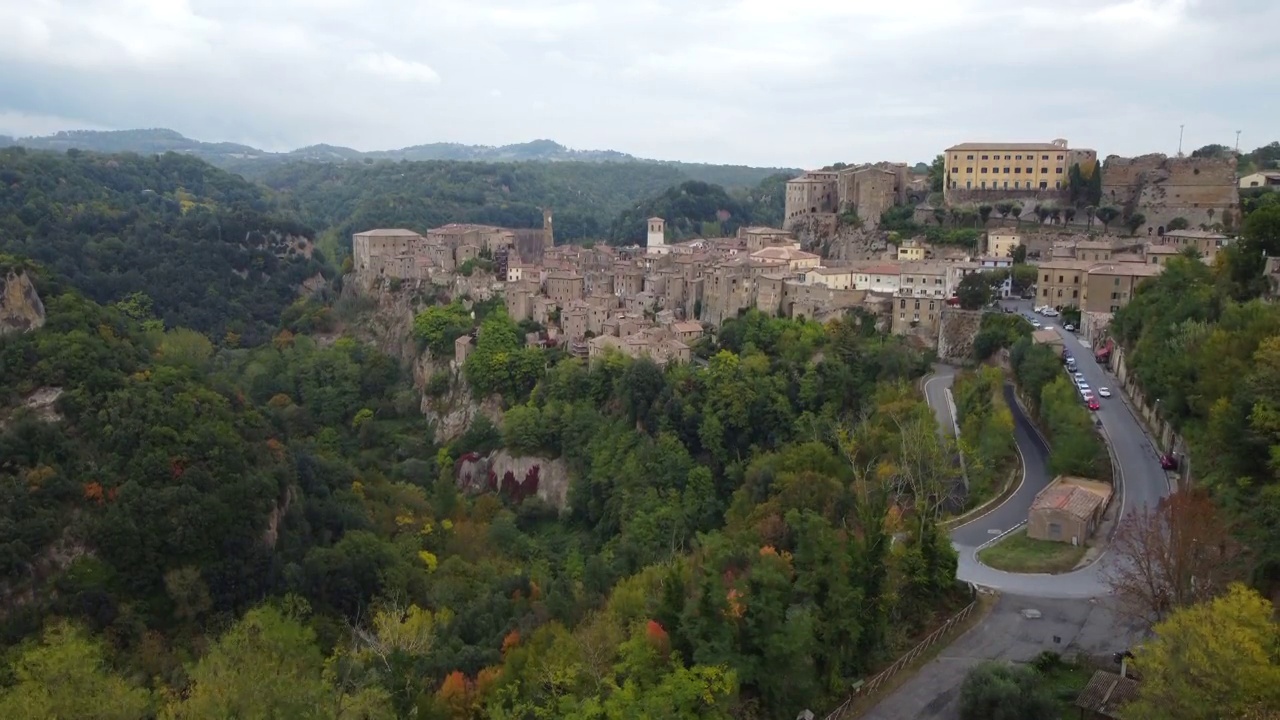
[0,0,1276,168]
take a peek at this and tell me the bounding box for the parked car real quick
[1078,382,1091,394]
[1043,309,1059,318]
[1073,372,1085,383]
[1064,324,1075,332]
[1087,398,1100,411]
[1097,387,1112,398]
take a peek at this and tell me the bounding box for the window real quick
[899,298,906,308]
[1054,181,1061,189]
[1042,154,1049,160]
[967,154,974,159]
[1114,277,1120,285]
[1042,288,1049,297]
[980,181,986,189]
[1042,274,1049,282]
[914,300,920,309]
[1056,167,1064,173]
[1003,181,1009,189]
[1014,167,1022,174]
[966,167,973,173]
[1014,181,1020,188]
[1072,290,1078,298]
[1057,289,1063,297]
[1111,292,1119,300]
[981,154,989,160]
[1026,167,1033,174]
[1016,154,1023,160]
[966,181,972,189]
[1040,167,1048,173]
[1058,275,1064,283]
[951,167,959,173]
[981,167,988,173]
[1040,181,1048,189]
[1057,154,1064,160]
[1004,155,1011,159]
[1048,522,1062,539]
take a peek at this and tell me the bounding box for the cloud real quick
[353,52,442,84]
[0,0,1274,167]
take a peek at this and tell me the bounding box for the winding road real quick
[929,308,1174,598]
[858,312,1173,718]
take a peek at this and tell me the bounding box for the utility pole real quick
[1178,125,1185,156]
[1235,130,1242,153]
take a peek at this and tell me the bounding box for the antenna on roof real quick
[1177,125,1185,157]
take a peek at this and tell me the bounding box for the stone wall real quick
[945,188,1069,207]
[1102,154,1238,231]
[937,308,984,362]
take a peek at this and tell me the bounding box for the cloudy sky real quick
[0,0,1275,168]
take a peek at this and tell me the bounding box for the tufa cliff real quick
[0,270,45,336]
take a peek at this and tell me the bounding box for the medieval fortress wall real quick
[1102,154,1238,231]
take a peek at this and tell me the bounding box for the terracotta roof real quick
[1074,671,1140,718]
[672,321,703,334]
[1088,262,1163,278]
[1144,243,1180,254]
[354,228,421,237]
[1032,477,1112,521]
[751,246,819,262]
[947,142,1067,151]
[861,263,904,276]
[1163,229,1228,239]
[812,267,852,275]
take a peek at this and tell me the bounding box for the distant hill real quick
[0,128,798,188]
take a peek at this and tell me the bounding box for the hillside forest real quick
[0,147,968,719]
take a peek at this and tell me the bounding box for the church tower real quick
[542,208,554,249]
[646,217,666,254]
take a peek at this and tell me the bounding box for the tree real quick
[1125,212,1147,236]
[1084,205,1096,229]
[1167,216,1190,231]
[1124,584,1280,720]
[1034,206,1050,224]
[959,661,1056,720]
[1010,204,1023,225]
[978,204,993,226]
[1095,206,1120,231]
[928,154,945,192]
[1011,244,1028,265]
[956,272,994,310]
[1190,143,1231,159]
[0,621,152,720]
[995,201,1013,219]
[1103,490,1246,631]
[162,605,393,719]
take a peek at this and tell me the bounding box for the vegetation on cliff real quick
[0,235,969,720]
[608,176,789,244]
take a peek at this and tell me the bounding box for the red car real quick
[1087,398,1100,411]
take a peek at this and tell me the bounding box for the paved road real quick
[859,306,1171,718]
[863,593,1144,720]
[939,300,1174,597]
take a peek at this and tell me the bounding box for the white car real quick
[1064,324,1075,332]
[1098,387,1112,398]
[1031,320,1042,328]
[1078,382,1091,394]
[1073,372,1085,383]
[1043,309,1059,317]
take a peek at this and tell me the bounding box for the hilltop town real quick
[347,138,1244,368]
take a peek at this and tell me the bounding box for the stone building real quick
[545,271,585,306]
[1153,229,1229,261]
[1101,153,1238,233]
[1083,262,1163,313]
[942,139,1096,204]
[890,294,945,337]
[739,226,794,250]
[1027,476,1113,545]
[352,229,433,279]
[986,229,1021,258]
[749,246,821,271]
[1037,259,1093,307]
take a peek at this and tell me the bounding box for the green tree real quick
[1124,584,1280,720]
[928,154,946,192]
[959,661,1056,720]
[0,621,152,720]
[956,272,994,310]
[1095,206,1120,231]
[413,302,473,355]
[1166,216,1190,231]
[1125,212,1147,236]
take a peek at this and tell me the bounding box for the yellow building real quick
[986,230,1021,258]
[944,140,1073,197]
[897,239,926,261]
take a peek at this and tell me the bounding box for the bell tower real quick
[542,208,554,249]
[646,217,666,254]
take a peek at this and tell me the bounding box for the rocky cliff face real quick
[0,270,46,336]
[454,450,571,511]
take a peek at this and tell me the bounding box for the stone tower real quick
[646,217,666,254]
[542,208,554,249]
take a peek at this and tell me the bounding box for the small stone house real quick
[1073,670,1139,719]
[1027,476,1113,545]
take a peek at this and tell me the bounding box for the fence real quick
[821,587,979,720]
